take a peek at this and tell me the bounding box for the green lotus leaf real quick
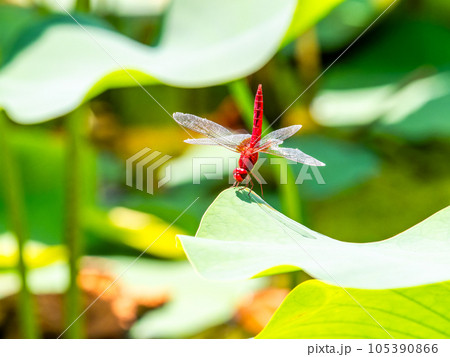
[179,188,450,289]
[0,0,346,123]
[257,279,450,338]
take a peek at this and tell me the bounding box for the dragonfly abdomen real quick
[250,84,263,147]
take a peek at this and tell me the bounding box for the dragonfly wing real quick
[184,138,220,145]
[259,125,302,146]
[185,134,251,148]
[173,112,233,137]
[262,145,325,166]
[174,112,250,151]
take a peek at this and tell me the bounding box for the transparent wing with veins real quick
[259,125,302,146]
[185,134,251,148]
[173,112,250,152]
[260,146,325,166]
[173,113,324,166]
[257,124,325,166]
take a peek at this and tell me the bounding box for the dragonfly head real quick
[233,168,247,182]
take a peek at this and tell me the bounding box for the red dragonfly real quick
[173,84,325,192]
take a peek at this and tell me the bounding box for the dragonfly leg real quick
[238,175,253,195]
[237,175,251,193]
[248,171,263,198]
[253,173,264,198]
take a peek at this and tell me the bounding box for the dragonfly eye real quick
[233,168,247,182]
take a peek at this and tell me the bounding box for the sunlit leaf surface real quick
[0,0,296,123]
[0,0,348,124]
[311,20,450,140]
[85,207,187,258]
[179,188,450,289]
[257,280,450,338]
[312,71,450,141]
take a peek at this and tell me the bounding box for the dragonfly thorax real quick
[234,151,258,183]
[238,151,258,171]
